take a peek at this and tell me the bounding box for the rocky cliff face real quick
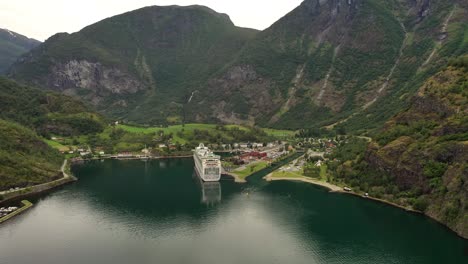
[47,60,144,105]
[8,1,467,130]
[191,0,467,130]
[365,61,468,238]
[9,5,257,123]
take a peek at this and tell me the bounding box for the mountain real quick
[0,119,63,192]
[195,0,467,130]
[0,77,105,137]
[329,57,467,238]
[0,77,106,192]
[8,5,258,124]
[8,1,468,131]
[0,28,40,74]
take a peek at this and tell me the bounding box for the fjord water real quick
[0,159,466,264]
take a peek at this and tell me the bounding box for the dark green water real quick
[0,159,466,264]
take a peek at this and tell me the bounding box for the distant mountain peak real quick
[0,28,41,73]
[0,28,16,37]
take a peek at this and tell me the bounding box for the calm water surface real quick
[0,159,466,264]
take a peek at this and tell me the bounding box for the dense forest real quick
[326,58,467,237]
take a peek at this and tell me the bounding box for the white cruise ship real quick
[193,143,222,182]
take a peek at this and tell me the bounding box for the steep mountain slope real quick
[0,119,63,191]
[192,0,467,130]
[329,57,467,238]
[8,1,467,131]
[0,28,40,74]
[0,77,105,137]
[0,77,106,192]
[9,5,258,124]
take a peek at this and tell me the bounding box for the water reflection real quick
[193,171,222,205]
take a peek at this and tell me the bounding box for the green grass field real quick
[270,163,327,180]
[232,161,269,180]
[44,139,69,152]
[120,124,294,136]
[269,170,304,179]
[118,123,295,144]
[263,128,296,137]
[320,164,328,181]
[41,123,296,155]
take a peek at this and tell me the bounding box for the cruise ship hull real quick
[193,144,221,182]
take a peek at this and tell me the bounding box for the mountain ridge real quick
[7,0,468,132]
[0,28,41,73]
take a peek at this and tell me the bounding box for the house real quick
[253,143,264,148]
[158,144,167,148]
[239,143,249,149]
[118,152,133,158]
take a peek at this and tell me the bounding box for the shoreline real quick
[264,174,467,240]
[264,175,342,192]
[264,174,421,213]
[0,160,77,206]
[223,172,246,183]
[73,155,193,163]
[0,200,33,224]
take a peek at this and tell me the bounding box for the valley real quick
[0,1,466,262]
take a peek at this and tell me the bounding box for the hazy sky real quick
[0,0,303,41]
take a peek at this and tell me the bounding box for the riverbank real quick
[0,160,77,206]
[264,174,342,191]
[0,200,33,224]
[264,173,421,213]
[72,155,193,163]
[264,173,468,239]
[223,172,246,183]
[225,153,303,183]
[226,160,270,183]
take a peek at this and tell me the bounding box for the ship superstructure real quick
[193,143,221,182]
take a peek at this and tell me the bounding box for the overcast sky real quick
[0,0,303,41]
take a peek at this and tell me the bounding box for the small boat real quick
[343,187,352,192]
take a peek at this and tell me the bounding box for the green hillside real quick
[0,77,105,137]
[6,1,468,132]
[327,57,467,237]
[0,119,63,191]
[0,77,108,192]
[197,0,467,131]
[9,5,258,124]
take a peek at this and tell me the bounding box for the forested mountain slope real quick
[9,5,258,124]
[8,1,468,132]
[192,0,467,131]
[0,28,40,74]
[329,57,467,237]
[0,78,106,191]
